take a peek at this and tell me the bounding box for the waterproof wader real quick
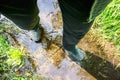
[58,0,112,50]
[0,0,39,30]
[0,0,112,50]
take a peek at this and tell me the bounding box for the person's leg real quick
[0,0,42,41]
[58,0,94,61]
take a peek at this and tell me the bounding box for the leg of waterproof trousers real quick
[0,0,39,30]
[58,0,94,50]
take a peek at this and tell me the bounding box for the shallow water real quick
[14,0,96,80]
[1,0,120,79]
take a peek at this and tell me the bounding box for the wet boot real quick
[65,46,86,62]
[29,24,43,42]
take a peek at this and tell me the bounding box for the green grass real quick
[95,0,120,46]
[0,19,48,80]
[0,34,47,80]
[0,35,25,80]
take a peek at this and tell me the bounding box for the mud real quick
[80,52,120,80]
[78,26,120,80]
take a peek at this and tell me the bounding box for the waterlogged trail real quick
[2,0,120,80]
[14,0,96,80]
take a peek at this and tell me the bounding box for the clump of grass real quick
[0,35,48,80]
[94,0,120,46]
[0,35,25,79]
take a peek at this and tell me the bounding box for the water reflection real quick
[36,1,96,80]
[37,0,60,32]
[0,0,97,80]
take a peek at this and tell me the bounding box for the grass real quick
[95,0,120,46]
[0,35,25,79]
[0,36,48,80]
[0,19,48,80]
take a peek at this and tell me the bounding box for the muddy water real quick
[15,0,96,80]
[1,0,120,80]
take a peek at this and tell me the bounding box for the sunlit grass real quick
[0,35,25,79]
[94,0,120,46]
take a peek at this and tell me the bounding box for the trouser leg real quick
[58,0,94,50]
[0,0,39,30]
[63,21,93,50]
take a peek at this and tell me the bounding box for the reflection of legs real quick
[58,0,94,61]
[0,0,42,41]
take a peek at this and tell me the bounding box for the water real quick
[14,0,96,80]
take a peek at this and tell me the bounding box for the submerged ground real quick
[1,0,120,80]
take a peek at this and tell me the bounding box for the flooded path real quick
[14,0,96,80]
[16,33,96,80]
[2,0,120,80]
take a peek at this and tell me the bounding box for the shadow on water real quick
[79,52,120,80]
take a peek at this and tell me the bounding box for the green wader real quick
[58,0,112,50]
[0,0,39,30]
[0,0,112,50]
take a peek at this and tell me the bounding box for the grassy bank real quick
[78,0,120,66]
[0,35,26,79]
[89,0,120,55]
[95,0,120,46]
[0,19,48,80]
